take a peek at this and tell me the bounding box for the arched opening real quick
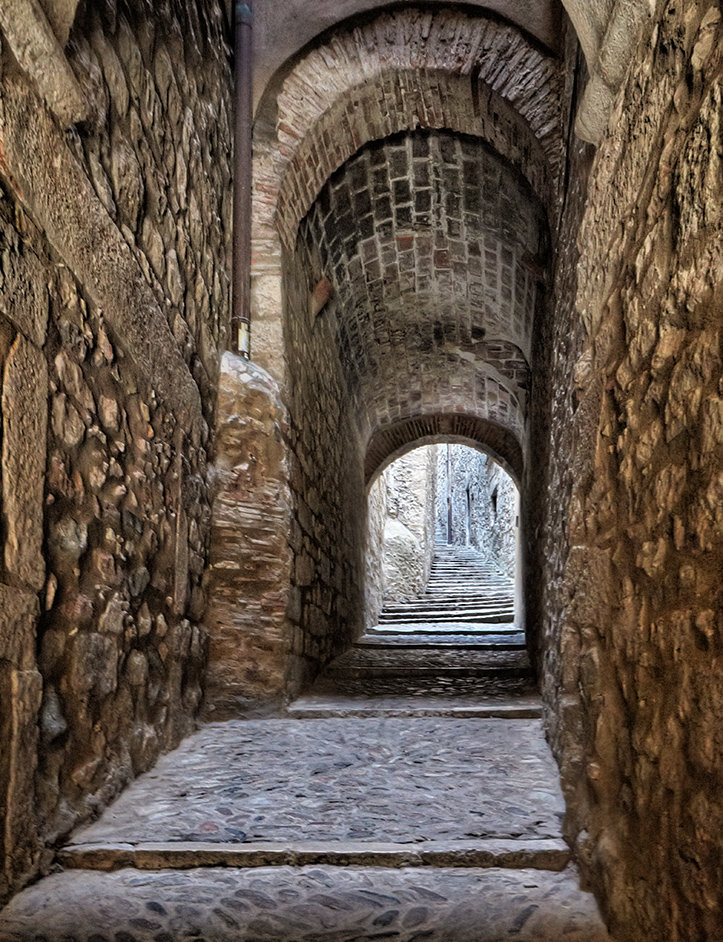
[277,120,544,689]
[365,442,523,640]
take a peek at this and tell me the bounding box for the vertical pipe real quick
[233,1,252,358]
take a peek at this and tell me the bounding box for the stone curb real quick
[58,839,570,873]
[327,667,532,679]
[285,704,543,719]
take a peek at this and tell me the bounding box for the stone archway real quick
[364,413,524,489]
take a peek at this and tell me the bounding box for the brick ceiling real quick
[272,6,564,477]
[300,129,547,458]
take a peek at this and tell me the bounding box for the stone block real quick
[0,664,43,901]
[0,585,40,670]
[0,243,48,348]
[2,336,48,590]
[66,632,118,701]
[0,0,87,126]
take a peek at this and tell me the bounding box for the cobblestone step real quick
[0,865,612,941]
[62,717,564,848]
[58,837,571,872]
[295,673,538,705]
[286,697,542,718]
[326,646,533,680]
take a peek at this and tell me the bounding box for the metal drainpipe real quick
[233,1,252,358]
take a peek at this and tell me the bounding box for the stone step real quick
[382,597,514,607]
[379,612,515,621]
[58,838,570,872]
[326,648,532,680]
[358,636,526,649]
[426,584,510,589]
[379,613,515,624]
[426,576,512,583]
[286,699,542,719]
[379,608,514,625]
[0,864,612,942]
[425,579,512,586]
[427,569,505,574]
[392,591,512,596]
[366,623,522,636]
[299,673,537,702]
[328,666,532,681]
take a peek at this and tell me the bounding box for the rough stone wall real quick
[364,474,388,631]
[436,445,517,576]
[202,354,293,719]
[526,23,594,891]
[66,0,232,401]
[282,239,366,686]
[538,4,723,939]
[482,464,518,578]
[373,448,438,605]
[0,0,231,901]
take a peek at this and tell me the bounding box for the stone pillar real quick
[202,353,294,717]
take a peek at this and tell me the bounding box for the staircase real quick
[290,542,536,718]
[374,542,518,633]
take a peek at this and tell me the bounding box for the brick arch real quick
[302,130,546,386]
[254,7,563,252]
[364,413,524,488]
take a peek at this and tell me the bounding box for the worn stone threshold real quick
[357,640,526,650]
[328,666,531,678]
[59,838,570,873]
[367,623,520,633]
[286,701,542,718]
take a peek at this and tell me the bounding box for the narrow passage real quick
[0,546,610,940]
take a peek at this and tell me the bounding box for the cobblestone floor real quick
[0,635,613,940]
[0,866,611,941]
[72,718,563,845]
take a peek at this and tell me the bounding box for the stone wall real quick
[364,473,388,632]
[202,355,293,719]
[282,238,366,687]
[367,448,437,614]
[537,3,723,939]
[0,0,231,901]
[436,445,518,576]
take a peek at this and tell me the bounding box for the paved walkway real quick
[0,705,611,940]
[0,547,611,940]
[64,717,564,847]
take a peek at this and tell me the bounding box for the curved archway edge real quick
[252,7,564,255]
[365,413,524,489]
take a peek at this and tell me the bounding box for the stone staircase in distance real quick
[289,542,538,719]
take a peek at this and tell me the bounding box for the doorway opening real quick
[365,443,522,637]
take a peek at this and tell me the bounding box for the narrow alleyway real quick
[0,547,610,941]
